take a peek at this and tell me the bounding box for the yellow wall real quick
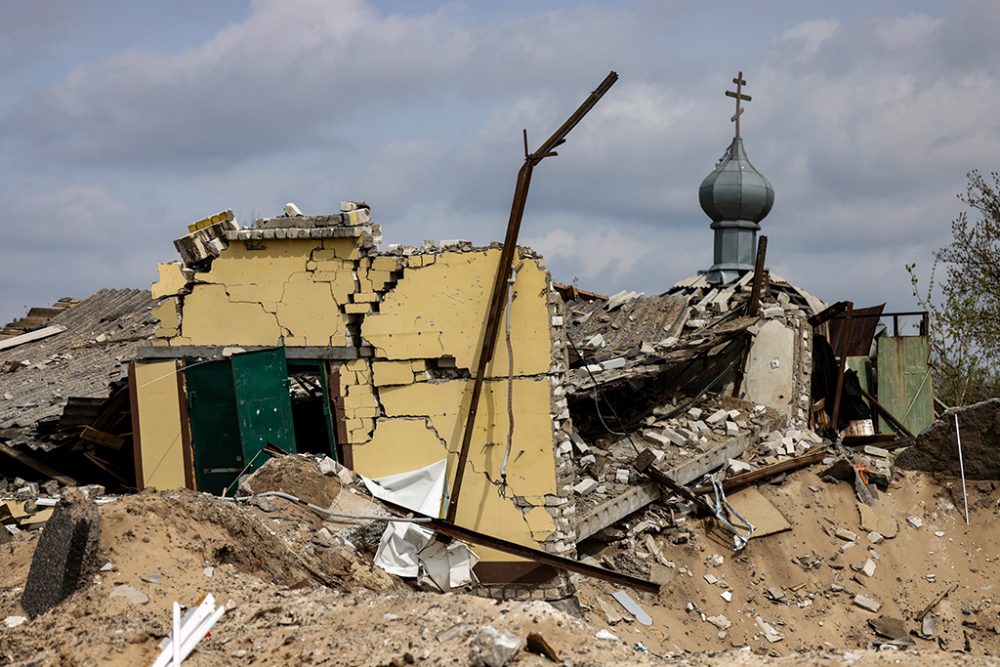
[147,237,563,564]
[133,360,188,490]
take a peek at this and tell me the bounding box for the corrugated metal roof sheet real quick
[0,288,155,429]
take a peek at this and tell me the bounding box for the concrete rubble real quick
[0,195,996,665]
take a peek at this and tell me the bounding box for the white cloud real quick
[779,18,840,57]
[875,13,942,50]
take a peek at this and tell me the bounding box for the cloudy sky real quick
[2,0,997,324]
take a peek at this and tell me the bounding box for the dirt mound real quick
[241,454,343,507]
[896,398,1000,479]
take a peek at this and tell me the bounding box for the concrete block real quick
[725,421,739,436]
[664,429,688,447]
[600,357,627,371]
[853,594,881,613]
[762,306,785,319]
[644,431,672,447]
[705,409,728,425]
[573,478,599,496]
[21,491,101,618]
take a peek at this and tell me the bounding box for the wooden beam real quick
[0,325,66,351]
[692,450,826,495]
[858,386,914,438]
[0,442,78,486]
[80,426,126,450]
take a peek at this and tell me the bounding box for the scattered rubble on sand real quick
[2,74,998,665]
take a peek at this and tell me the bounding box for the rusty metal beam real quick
[830,301,853,432]
[379,499,658,593]
[858,386,914,438]
[446,71,619,524]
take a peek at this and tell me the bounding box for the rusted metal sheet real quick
[827,304,885,357]
[876,336,933,436]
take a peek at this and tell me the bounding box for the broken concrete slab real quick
[21,490,101,618]
[853,594,882,613]
[469,626,522,667]
[109,584,149,605]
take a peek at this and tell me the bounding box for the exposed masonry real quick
[152,210,577,596]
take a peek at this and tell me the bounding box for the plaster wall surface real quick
[743,319,796,413]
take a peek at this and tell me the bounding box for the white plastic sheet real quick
[361,459,478,589]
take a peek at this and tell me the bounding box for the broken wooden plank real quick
[725,487,791,537]
[915,584,958,622]
[0,325,67,351]
[692,450,825,495]
[0,442,78,486]
[80,426,126,450]
[859,386,915,439]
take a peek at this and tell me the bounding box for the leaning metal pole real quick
[445,71,619,524]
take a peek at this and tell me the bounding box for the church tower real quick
[699,71,774,284]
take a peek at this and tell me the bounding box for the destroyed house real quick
[130,206,578,585]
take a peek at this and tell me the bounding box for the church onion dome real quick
[698,137,774,223]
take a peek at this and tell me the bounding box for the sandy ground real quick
[2,462,999,666]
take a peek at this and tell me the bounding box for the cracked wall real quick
[144,226,577,577]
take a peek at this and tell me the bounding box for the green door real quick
[877,336,934,436]
[231,348,297,470]
[186,359,245,495]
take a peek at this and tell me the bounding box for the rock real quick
[721,591,733,602]
[707,614,732,630]
[141,571,162,584]
[317,457,339,476]
[109,584,149,605]
[313,527,335,547]
[251,496,281,512]
[469,626,522,667]
[907,516,924,529]
[867,531,884,544]
[3,616,27,628]
[765,587,785,602]
[21,489,101,618]
[595,629,619,641]
[878,516,899,539]
[203,566,215,578]
[100,562,114,572]
[857,503,878,533]
[868,616,908,641]
[705,409,729,425]
[436,623,473,643]
[600,357,626,371]
[853,594,882,613]
[835,527,859,542]
[756,616,785,643]
[597,597,625,625]
[862,559,877,577]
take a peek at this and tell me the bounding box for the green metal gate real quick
[231,348,297,469]
[877,336,934,436]
[185,359,244,495]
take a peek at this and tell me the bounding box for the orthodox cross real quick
[725,71,751,138]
